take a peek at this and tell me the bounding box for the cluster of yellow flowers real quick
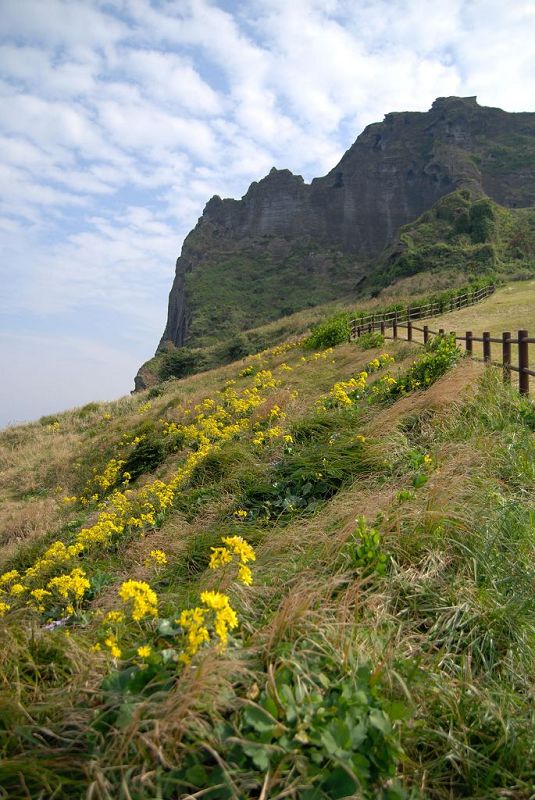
[371,374,398,395]
[119,580,158,622]
[322,353,396,408]
[93,535,255,666]
[0,565,91,616]
[138,400,152,414]
[209,534,256,586]
[1,360,283,622]
[249,338,305,362]
[327,373,369,407]
[82,457,127,501]
[144,549,168,567]
[179,591,238,662]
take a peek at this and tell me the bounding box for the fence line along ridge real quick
[350,286,534,396]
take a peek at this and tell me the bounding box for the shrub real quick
[158,348,206,380]
[305,314,350,349]
[339,517,388,577]
[384,334,461,399]
[76,402,101,418]
[243,417,372,520]
[356,331,385,350]
[122,435,165,481]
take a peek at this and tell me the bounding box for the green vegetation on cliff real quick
[377,190,535,286]
[184,241,360,349]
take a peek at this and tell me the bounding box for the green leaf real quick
[185,764,209,785]
[384,700,411,722]
[369,708,392,734]
[320,729,340,756]
[115,701,135,728]
[242,743,270,771]
[261,694,279,719]
[321,766,358,799]
[243,705,276,734]
[317,672,330,689]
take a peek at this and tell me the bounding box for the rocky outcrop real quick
[155,96,535,355]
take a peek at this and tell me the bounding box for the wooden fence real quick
[353,316,535,396]
[349,284,495,339]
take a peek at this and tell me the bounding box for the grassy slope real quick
[141,274,496,388]
[420,278,535,373]
[1,284,535,799]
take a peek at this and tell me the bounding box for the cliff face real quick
[158,96,535,352]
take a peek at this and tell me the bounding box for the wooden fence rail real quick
[349,284,495,339]
[353,318,534,396]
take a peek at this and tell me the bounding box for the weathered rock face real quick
[158,96,535,352]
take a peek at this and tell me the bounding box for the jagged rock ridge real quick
[151,96,535,366]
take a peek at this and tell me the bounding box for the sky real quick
[1,0,534,428]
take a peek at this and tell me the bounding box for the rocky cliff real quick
[150,96,535,368]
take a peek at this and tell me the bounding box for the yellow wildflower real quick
[0,570,20,586]
[209,547,233,569]
[104,635,122,659]
[137,645,152,659]
[237,564,253,586]
[178,606,210,661]
[221,535,256,565]
[145,549,168,567]
[118,580,158,622]
[47,568,90,602]
[104,610,125,624]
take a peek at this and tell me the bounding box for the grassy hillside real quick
[376,190,535,288]
[1,284,535,799]
[139,278,494,389]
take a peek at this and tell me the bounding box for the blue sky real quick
[1,0,534,428]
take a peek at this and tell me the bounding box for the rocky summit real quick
[137,96,535,388]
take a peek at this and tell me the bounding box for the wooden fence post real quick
[483,332,491,363]
[423,325,429,344]
[502,332,511,384]
[439,328,445,336]
[407,319,412,341]
[466,331,473,356]
[519,330,529,395]
[393,312,398,340]
[380,320,385,336]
